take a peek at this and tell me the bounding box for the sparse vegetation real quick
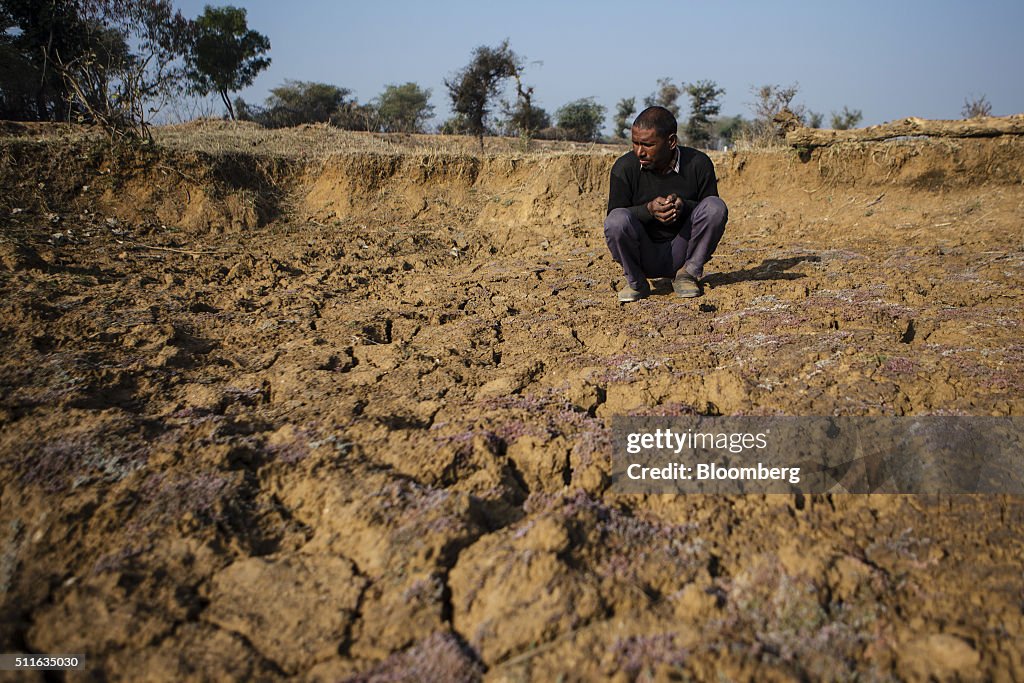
[738,82,807,148]
[136,470,239,528]
[347,631,484,682]
[830,105,863,130]
[7,432,148,493]
[962,93,992,118]
[612,633,687,678]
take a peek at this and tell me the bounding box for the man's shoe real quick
[651,277,674,294]
[617,284,650,302]
[672,273,702,298]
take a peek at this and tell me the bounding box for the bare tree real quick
[501,66,549,139]
[741,83,805,147]
[962,94,992,119]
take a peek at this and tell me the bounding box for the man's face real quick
[631,126,677,172]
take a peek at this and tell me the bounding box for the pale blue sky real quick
[172,0,1024,132]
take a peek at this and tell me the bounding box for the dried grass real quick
[0,119,628,167]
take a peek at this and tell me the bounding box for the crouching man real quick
[604,106,728,302]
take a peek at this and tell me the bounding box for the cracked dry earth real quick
[1,127,1024,681]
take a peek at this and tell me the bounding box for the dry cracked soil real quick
[1,121,1023,681]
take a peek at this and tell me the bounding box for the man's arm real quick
[679,154,719,215]
[607,165,654,222]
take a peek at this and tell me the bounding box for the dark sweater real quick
[607,146,720,242]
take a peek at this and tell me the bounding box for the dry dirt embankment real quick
[1,124,1023,681]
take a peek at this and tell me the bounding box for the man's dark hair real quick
[632,106,677,138]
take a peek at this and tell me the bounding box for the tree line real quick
[236,41,867,148]
[1,8,994,146]
[234,41,608,143]
[613,80,866,149]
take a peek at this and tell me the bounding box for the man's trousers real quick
[603,196,728,290]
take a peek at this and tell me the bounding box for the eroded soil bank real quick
[1,125,1023,681]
